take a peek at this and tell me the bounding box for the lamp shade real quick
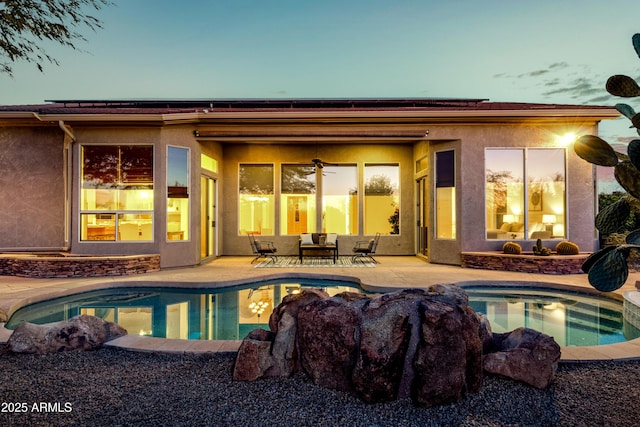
[542,214,557,224]
[502,214,515,223]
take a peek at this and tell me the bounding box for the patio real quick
[1,256,639,361]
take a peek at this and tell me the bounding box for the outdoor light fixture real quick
[557,132,577,146]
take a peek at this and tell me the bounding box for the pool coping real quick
[2,268,640,363]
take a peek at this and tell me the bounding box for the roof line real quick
[42,98,491,109]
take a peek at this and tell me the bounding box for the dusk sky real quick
[2,0,640,189]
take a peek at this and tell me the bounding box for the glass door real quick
[417,177,429,257]
[200,176,216,259]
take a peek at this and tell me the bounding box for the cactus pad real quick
[573,135,619,166]
[606,74,640,97]
[627,140,640,171]
[595,198,631,235]
[587,247,629,292]
[614,161,640,199]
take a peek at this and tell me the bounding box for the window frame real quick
[434,150,456,240]
[167,145,190,242]
[484,147,567,241]
[363,163,401,236]
[79,144,155,243]
[238,163,275,236]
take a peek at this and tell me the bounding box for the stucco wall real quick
[425,122,598,264]
[222,143,415,256]
[70,126,204,268]
[0,127,65,249]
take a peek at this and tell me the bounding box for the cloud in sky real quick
[493,62,616,104]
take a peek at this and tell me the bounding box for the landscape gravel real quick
[0,346,639,426]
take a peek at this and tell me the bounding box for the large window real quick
[322,165,358,235]
[435,151,456,239]
[80,145,154,241]
[239,164,275,235]
[280,164,316,235]
[167,146,189,241]
[485,148,566,240]
[364,164,400,235]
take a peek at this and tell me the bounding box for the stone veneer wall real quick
[460,252,588,275]
[0,254,160,278]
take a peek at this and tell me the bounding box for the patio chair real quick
[352,232,380,263]
[248,232,278,264]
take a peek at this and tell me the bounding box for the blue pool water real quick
[6,280,640,346]
[464,285,640,347]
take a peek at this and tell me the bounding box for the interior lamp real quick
[502,214,515,224]
[542,214,557,233]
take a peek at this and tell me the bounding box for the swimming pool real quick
[6,280,640,346]
[5,279,362,341]
[463,285,640,346]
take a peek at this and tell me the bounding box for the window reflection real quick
[80,145,154,241]
[485,148,565,240]
[364,164,400,235]
[485,150,524,239]
[281,164,316,235]
[167,146,190,241]
[435,152,455,239]
[238,164,275,235]
[527,149,566,239]
[322,165,357,235]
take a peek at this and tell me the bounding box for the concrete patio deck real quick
[1,256,639,362]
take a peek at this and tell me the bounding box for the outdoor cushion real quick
[300,234,314,245]
[326,233,338,245]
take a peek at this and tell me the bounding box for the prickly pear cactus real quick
[532,239,551,256]
[555,241,580,255]
[573,32,640,291]
[502,241,522,255]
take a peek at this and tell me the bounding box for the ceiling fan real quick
[311,158,339,169]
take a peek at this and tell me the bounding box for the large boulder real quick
[7,314,127,353]
[297,294,366,393]
[234,286,486,407]
[483,327,561,389]
[414,295,483,406]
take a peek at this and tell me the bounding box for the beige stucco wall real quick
[70,126,206,268]
[222,143,416,256]
[424,122,598,265]
[0,126,65,249]
[0,112,604,269]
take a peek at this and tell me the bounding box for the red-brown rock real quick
[232,285,560,407]
[232,328,278,381]
[483,327,561,389]
[297,296,364,392]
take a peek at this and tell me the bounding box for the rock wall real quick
[461,252,587,274]
[0,254,160,278]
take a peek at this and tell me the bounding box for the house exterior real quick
[0,98,619,268]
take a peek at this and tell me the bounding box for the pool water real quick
[464,286,640,346]
[6,281,640,346]
[5,279,361,341]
